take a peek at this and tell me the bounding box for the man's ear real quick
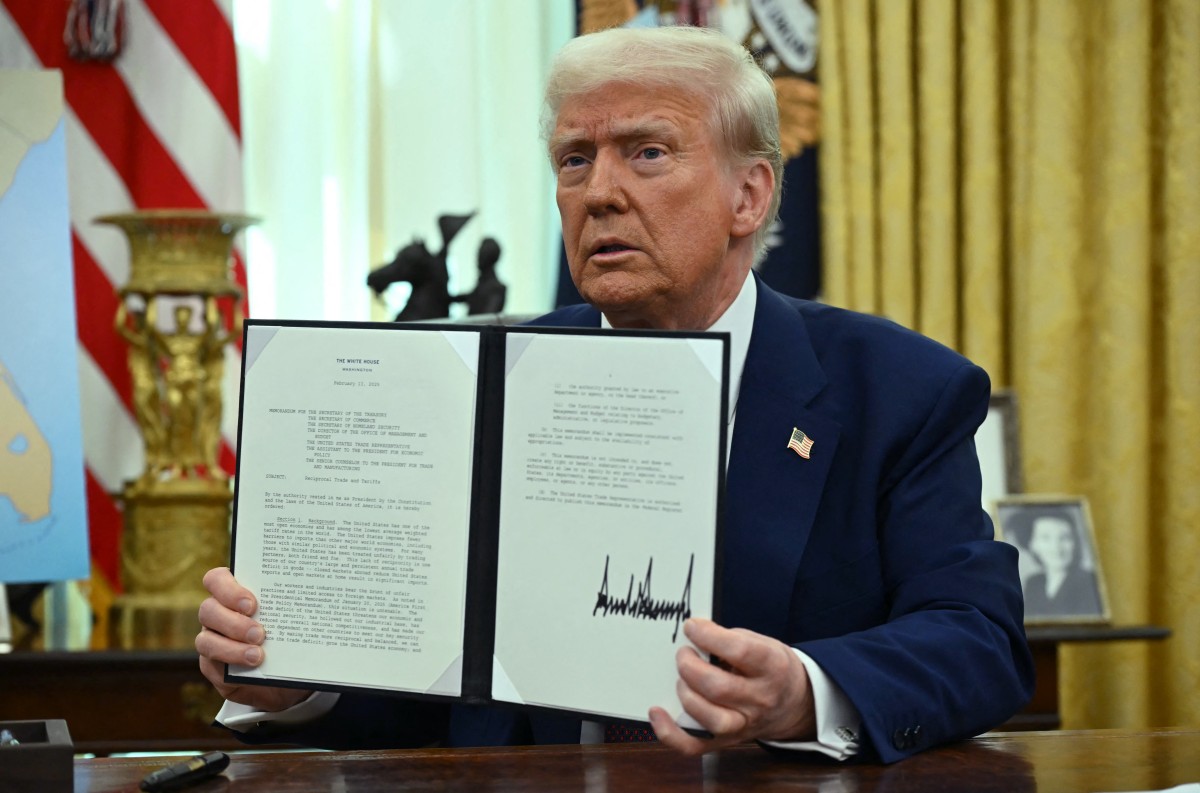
[730,160,775,240]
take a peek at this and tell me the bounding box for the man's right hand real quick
[196,567,312,712]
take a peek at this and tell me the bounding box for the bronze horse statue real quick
[368,213,474,321]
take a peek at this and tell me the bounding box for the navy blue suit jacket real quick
[243,279,1033,763]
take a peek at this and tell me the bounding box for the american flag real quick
[787,427,813,459]
[0,0,244,622]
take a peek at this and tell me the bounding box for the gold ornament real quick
[774,75,822,160]
[96,210,257,649]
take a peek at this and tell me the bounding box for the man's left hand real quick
[649,618,816,755]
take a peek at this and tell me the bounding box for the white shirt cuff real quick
[760,649,861,761]
[216,691,341,732]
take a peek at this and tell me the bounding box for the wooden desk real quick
[0,626,1170,752]
[73,730,1200,793]
[0,650,242,755]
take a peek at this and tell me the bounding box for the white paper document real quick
[231,324,478,695]
[493,331,724,723]
[227,322,727,727]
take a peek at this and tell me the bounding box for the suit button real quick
[892,726,922,751]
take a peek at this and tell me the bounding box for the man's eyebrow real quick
[609,118,680,141]
[549,118,682,154]
[548,131,589,155]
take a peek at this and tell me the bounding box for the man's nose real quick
[582,151,629,215]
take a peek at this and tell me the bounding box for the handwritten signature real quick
[593,554,693,642]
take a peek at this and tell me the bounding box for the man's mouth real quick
[590,240,637,258]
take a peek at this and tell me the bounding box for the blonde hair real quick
[543,26,783,257]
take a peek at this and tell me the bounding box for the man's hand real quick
[649,618,816,755]
[195,567,311,712]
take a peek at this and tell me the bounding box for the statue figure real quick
[367,213,475,321]
[150,303,208,476]
[198,296,237,479]
[116,296,235,483]
[115,299,168,479]
[452,237,507,315]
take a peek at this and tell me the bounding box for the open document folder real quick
[226,320,728,729]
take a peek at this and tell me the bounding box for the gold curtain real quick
[819,0,1200,730]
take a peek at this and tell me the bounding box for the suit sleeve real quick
[795,362,1034,763]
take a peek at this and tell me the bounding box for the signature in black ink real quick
[592,554,693,642]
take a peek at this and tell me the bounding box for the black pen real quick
[140,751,230,791]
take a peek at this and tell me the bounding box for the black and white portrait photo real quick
[995,497,1109,624]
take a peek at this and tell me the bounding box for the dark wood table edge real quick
[1024,624,1171,643]
[75,728,1200,765]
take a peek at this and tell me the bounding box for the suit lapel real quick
[720,282,841,640]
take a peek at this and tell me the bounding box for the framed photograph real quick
[977,391,1023,513]
[993,495,1110,625]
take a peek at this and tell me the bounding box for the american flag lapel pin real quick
[787,427,814,460]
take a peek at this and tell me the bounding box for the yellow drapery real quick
[820,0,1199,730]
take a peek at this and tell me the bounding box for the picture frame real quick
[993,495,1110,625]
[977,391,1023,514]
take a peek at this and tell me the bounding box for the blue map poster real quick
[0,69,90,582]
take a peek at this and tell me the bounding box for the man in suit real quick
[196,25,1033,763]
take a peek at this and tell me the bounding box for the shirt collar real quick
[599,272,757,426]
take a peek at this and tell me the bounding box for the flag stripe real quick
[5,2,206,210]
[219,436,236,476]
[117,0,244,210]
[231,251,249,309]
[67,105,250,347]
[141,0,241,138]
[213,0,234,26]
[77,348,143,491]
[69,79,206,209]
[85,468,124,588]
[73,234,132,411]
[77,345,140,592]
[67,111,135,286]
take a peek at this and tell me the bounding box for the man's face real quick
[551,82,759,330]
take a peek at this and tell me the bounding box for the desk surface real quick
[75,730,1199,793]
